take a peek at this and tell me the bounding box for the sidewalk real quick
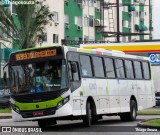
[0,113,12,119]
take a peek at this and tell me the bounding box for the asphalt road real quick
[0,115,159,134]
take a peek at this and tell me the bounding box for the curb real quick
[0,114,12,119]
[137,119,160,130]
[0,116,12,119]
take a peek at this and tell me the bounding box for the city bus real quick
[4,45,155,127]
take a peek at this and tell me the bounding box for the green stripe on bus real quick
[15,97,63,111]
[106,86,108,96]
[82,85,86,96]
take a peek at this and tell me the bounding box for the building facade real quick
[39,0,153,46]
[103,0,153,42]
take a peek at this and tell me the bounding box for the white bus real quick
[6,45,155,127]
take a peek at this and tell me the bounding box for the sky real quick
[153,0,160,39]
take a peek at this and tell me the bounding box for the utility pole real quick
[116,0,120,42]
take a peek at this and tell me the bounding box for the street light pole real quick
[116,0,120,42]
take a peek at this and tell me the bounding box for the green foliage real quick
[137,109,160,115]
[144,119,160,126]
[0,108,11,113]
[0,0,54,49]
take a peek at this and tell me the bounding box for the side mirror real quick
[71,62,77,73]
[3,63,9,85]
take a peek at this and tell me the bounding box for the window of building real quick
[53,34,58,43]
[115,59,125,78]
[123,6,127,12]
[89,0,94,6]
[84,15,93,27]
[92,56,105,78]
[64,14,69,23]
[139,11,144,18]
[41,33,47,42]
[65,36,70,40]
[89,16,94,27]
[122,20,128,27]
[75,0,82,4]
[75,16,83,26]
[80,55,93,77]
[84,35,89,41]
[12,4,17,14]
[135,11,139,17]
[53,12,59,22]
[133,61,143,79]
[142,62,150,79]
[84,15,88,27]
[104,58,116,78]
[125,60,134,79]
[96,0,100,9]
[128,21,131,28]
[84,0,94,6]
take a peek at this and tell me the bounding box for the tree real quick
[0,0,54,49]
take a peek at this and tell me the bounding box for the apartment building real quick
[39,0,153,46]
[39,0,103,46]
[103,0,153,42]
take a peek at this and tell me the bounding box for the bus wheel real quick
[127,100,137,121]
[38,120,47,128]
[83,102,92,127]
[38,119,57,128]
[120,113,127,121]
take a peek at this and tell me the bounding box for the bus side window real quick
[68,62,80,81]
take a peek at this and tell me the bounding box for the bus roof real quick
[65,46,149,61]
[80,42,160,53]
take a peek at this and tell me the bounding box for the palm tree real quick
[0,0,54,49]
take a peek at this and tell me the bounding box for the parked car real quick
[0,88,10,108]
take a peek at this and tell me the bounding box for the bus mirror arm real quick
[71,62,77,73]
[3,63,8,85]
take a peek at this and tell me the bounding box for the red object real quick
[33,111,43,116]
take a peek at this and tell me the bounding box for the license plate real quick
[33,111,43,116]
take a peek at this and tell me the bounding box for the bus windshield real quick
[9,59,68,94]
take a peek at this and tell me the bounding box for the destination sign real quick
[15,49,57,61]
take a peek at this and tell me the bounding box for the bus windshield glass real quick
[9,59,68,94]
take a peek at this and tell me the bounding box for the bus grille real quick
[11,90,64,103]
[21,108,56,118]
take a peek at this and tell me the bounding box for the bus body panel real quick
[108,79,121,113]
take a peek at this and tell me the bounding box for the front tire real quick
[38,120,47,128]
[38,119,57,128]
[83,102,92,127]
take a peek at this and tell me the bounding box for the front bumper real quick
[12,102,72,121]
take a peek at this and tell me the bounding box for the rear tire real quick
[120,100,137,121]
[83,102,92,127]
[120,113,127,121]
[127,100,137,121]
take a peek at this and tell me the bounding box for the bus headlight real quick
[11,104,20,114]
[57,96,70,108]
